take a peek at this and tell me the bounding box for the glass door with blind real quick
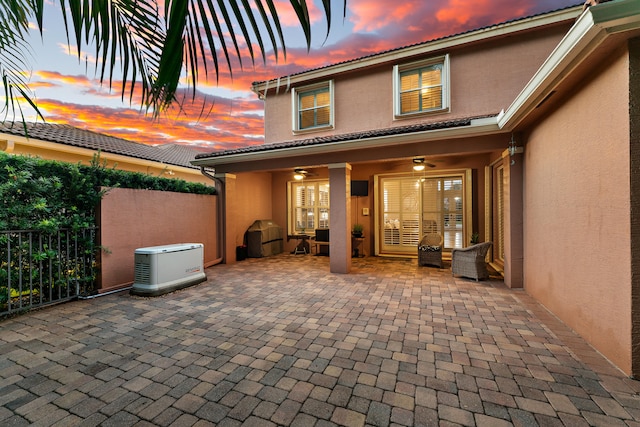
[379,173,468,255]
[494,165,505,264]
[381,178,421,253]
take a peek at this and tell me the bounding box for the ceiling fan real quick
[293,168,319,180]
[412,158,436,171]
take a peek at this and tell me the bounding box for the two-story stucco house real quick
[193,1,640,376]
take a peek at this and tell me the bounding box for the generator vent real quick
[134,262,151,284]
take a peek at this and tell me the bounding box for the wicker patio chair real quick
[418,233,444,268]
[451,242,493,281]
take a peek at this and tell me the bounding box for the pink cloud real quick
[435,0,529,29]
[30,81,58,89]
[348,0,422,32]
[346,0,571,45]
[35,70,93,87]
[37,91,265,151]
[272,0,324,27]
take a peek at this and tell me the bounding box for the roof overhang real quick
[499,0,640,130]
[190,116,504,168]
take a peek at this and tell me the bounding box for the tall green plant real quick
[0,152,215,231]
[0,154,101,231]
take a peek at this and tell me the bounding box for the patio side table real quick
[288,234,310,254]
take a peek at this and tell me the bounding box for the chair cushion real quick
[419,245,441,252]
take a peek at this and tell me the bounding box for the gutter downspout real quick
[201,167,225,265]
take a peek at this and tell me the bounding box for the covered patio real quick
[1,255,638,426]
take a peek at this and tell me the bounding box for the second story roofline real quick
[251,4,582,97]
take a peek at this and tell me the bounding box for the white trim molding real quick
[499,0,640,130]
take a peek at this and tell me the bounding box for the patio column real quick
[329,163,352,274]
[504,148,524,288]
[215,173,238,264]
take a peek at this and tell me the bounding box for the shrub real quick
[0,152,215,231]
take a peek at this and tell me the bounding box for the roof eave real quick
[190,116,504,167]
[251,6,581,94]
[499,0,640,130]
[1,131,199,171]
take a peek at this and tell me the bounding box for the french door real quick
[378,172,469,255]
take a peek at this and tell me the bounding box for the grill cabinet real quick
[245,220,283,257]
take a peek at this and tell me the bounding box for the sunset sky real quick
[21,0,580,152]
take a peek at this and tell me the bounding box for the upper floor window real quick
[394,55,449,118]
[292,81,334,132]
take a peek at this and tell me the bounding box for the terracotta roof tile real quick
[0,122,199,169]
[195,115,495,160]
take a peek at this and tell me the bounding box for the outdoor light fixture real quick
[413,158,426,171]
[508,134,524,165]
[294,168,306,180]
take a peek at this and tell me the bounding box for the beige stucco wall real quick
[98,188,219,291]
[234,172,274,247]
[264,25,569,144]
[523,46,631,373]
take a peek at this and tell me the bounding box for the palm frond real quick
[0,0,346,119]
[0,0,44,122]
[56,0,167,113]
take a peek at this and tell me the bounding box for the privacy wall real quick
[523,45,632,374]
[98,188,219,292]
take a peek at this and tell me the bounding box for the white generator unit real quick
[131,243,206,296]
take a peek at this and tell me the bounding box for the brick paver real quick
[1,254,639,426]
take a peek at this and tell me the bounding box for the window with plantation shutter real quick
[293,81,334,132]
[383,179,402,245]
[288,180,330,234]
[394,55,449,118]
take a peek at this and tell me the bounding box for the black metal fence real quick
[0,227,98,317]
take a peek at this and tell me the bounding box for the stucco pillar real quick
[329,163,352,274]
[629,38,640,376]
[215,173,237,264]
[503,149,524,288]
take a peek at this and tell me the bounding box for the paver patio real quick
[1,254,640,426]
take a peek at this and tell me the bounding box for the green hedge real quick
[0,152,216,231]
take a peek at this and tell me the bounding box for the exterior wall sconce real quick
[508,145,524,157]
[508,136,524,157]
[508,135,524,165]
